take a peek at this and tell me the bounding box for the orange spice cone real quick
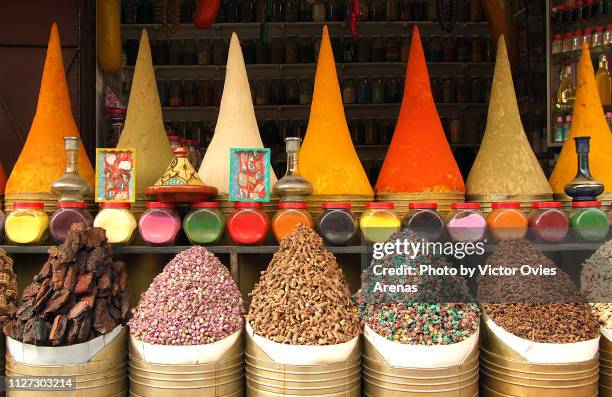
[466,36,552,201]
[549,42,612,200]
[118,29,173,195]
[299,26,373,196]
[375,26,464,195]
[6,24,94,194]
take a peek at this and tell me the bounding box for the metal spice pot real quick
[601,334,612,396]
[479,314,600,397]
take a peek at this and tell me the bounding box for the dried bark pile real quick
[4,223,129,346]
[0,248,18,328]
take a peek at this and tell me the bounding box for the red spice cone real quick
[375,26,464,194]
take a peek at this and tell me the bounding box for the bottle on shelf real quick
[572,29,582,50]
[563,32,574,52]
[591,26,604,51]
[604,24,612,45]
[596,54,612,105]
[552,34,563,54]
[555,66,576,112]
[563,114,572,141]
[554,115,565,142]
[582,27,593,45]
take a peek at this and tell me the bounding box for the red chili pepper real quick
[350,0,361,37]
[194,0,220,29]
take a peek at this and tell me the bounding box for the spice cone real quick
[376,27,464,195]
[466,36,552,199]
[6,24,94,194]
[198,33,278,194]
[118,29,173,195]
[299,26,373,196]
[549,43,612,198]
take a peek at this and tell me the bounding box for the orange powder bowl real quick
[486,202,528,241]
[272,202,313,243]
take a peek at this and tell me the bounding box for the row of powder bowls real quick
[0,200,611,246]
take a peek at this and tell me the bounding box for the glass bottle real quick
[385,36,400,62]
[343,38,356,63]
[255,0,266,22]
[564,136,605,201]
[299,78,313,104]
[285,78,299,104]
[371,37,386,62]
[182,80,197,107]
[372,77,385,104]
[358,37,371,62]
[153,39,169,65]
[270,38,284,64]
[270,79,284,105]
[272,137,314,202]
[182,39,197,65]
[430,77,442,101]
[299,37,314,63]
[181,0,195,22]
[385,77,400,102]
[51,137,93,201]
[197,39,212,65]
[312,0,326,21]
[212,39,227,65]
[327,0,340,20]
[342,78,357,104]
[285,0,299,21]
[169,38,182,65]
[595,54,611,105]
[555,66,575,112]
[442,77,457,103]
[285,36,299,63]
[456,36,470,62]
[255,79,270,105]
[471,36,484,62]
[357,77,372,103]
[469,0,483,21]
[442,36,457,62]
[370,0,385,20]
[169,80,183,107]
[386,0,399,20]
[456,76,470,103]
[241,0,255,22]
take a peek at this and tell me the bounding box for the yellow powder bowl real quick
[4,192,96,217]
[5,206,49,245]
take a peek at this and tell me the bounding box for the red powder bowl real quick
[227,202,270,245]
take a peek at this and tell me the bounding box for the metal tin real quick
[245,332,361,396]
[601,334,612,397]
[362,336,479,396]
[375,192,465,217]
[5,327,128,397]
[479,316,599,397]
[128,333,244,396]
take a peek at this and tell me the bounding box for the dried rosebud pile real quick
[248,225,359,345]
[5,223,129,346]
[129,246,244,345]
[480,239,599,343]
[0,249,18,328]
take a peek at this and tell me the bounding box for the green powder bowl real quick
[569,202,610,242]
[183,202,226,244]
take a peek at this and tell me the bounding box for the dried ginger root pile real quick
[248,225,359,345]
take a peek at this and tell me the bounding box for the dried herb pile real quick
[0,249,18,328]
[356,229,480,345]
[129,246,244,345]
[480,239,599,343]
[580,240,612,330]
[247,225,359,345]
[5,224,129,346]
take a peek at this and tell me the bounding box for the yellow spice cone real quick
[198,33,278,194]
[299,26,373,196]
[466,36,552,198]
[549,42,612,197]
[118,29,173,195]
[6,23,94,194]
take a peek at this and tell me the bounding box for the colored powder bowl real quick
[403,205,445,241]
[569,203,610,242]
[487,203,528,241]
[272,204,313,243]
[93,204,137,244]
[315,203,358,246]
[138,203,182,246]
[183,202,225,245]
[446,208,486,242]
[227,202,270,245]
[49,202,93,244]
[5,203,49,245]
[360,203,401,243]
[528,203,569,243]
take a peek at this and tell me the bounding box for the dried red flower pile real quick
[5,224,129,346]
[129,246,244,345]
[248,225,359,345]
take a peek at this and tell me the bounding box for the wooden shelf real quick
[161,102,489,121]
[121,21,491,40]
[0,243,603,255]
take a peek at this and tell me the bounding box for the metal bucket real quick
[479,318,599,397]
[601,333,612,397]
[5,327,128,397]
[362,333,478,396]
[307,194,374,218]
[245,332,361,396]
[128,332,244,397]
[467,193,553,215]
[375,192,465,217]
